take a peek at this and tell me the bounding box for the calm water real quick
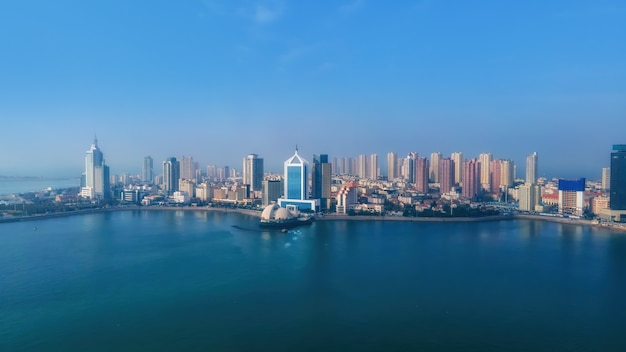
[0,178,79,195]
[1,211,626,351]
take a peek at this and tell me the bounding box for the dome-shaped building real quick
[260,203,309,227]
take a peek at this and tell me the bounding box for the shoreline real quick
[1,206,625,232]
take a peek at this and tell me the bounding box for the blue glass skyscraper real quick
[284,148,308,200]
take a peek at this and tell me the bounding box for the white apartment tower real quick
[526,152,538,185]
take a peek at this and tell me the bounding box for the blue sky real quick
[1,0,625,179]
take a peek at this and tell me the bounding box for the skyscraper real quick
[80,137,110,199]
[242,154,264,192]
[500,159,515,189]
[403,153,416,183]
[602,167,611,191]
[179,156,197,181]
[479,153,492,191]
[387,152,398,180]
[439,158,455,194]
[312,154,332,210]
[430,152,442,183]
[142,156,153,183]
[262,179,282,206]
[357,154,368,179]
[519,183,541,212]
[369,154,379,180]
[490,159,502,193]
[526,152,538,185]
[415,157,429,193]
[451,152,464,184]
[163,157,180,194]
[284,148,308,200]
[610,145,626,210]
[463,158,480,200]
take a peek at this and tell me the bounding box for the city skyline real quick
[1,1,625,178]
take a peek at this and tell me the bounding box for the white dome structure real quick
[261,204,296,221]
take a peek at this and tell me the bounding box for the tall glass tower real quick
[284,148,308,200]
[81,137,110,199]
[610,145,626,210]
[142,156,153,183]
[243,154,264,192]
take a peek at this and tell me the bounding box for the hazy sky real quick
[1,0,625,179]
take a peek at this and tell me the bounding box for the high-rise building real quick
[142,156,153,183]
[179,156,197,181]
[262,179,283,206]
[369,154,379,180]
[223,166,230,181]
[490,160,502,193]
[312,154,332,210]
[526,152,538,185]
[242,154,264,192]
[387,152,398,180]
[206,165,217,181]
[610,145,626,210]
[357,154,368,179]
[332,157,338,176]
[403,153,417,183]
[479,153,492,191]
[500,159,515,188]
[439,158,455,194]
[163,157,180,194]
[462,158,480,200]
[602,167,611,191]
[451,152,464,184]
[284,148,308,200]
[518,183,541,212]
[415,157,429,193]
[430,152,442,183]
[80,137,110,199]
[558,178,585,216]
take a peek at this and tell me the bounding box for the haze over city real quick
[1,0,625,178]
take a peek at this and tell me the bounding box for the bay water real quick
[1,211,625,351]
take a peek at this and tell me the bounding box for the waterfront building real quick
[451,152,464,184]
[163,157,180,195]
[262,179,283,206]
[415,157,429,193]
[558,178,585,216]
[387,152,398,180]
[312,154,332,210]
[142,156,153,183]
[602,167,611,191]
[178,179,195,198]
[206,165,217,181]
[462,158,480,200]
[242,154,264,192]
[518,183,541,212]
[439,158,455,194]
[610,145,626,214]
[195,183,213,202]
[479,153,492,191]
[591,196,610,215]
[80,137,110,200]
[526,152,538,185]
[278,148,319,211]
[336,183,358,214]
[179,156,197,181]
[403,153,416,183]
[490,160,502,193]
[369,154,379,180]
[430,152,442,183]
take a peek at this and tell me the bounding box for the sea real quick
[0,178,80,196]
[1,211,626,351]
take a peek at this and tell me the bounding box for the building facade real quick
[451,152,464,184]
[81,137,110,200]
[243,154,264,192]
[462,158,480,200]
[415,157,429,194]
[312,154,332,210]
[163,157,180,195]
[387,152,398,180]
[479,153,492,191]
[439,158,455,194]
[142,156,153,183]
[526,152,538,185]
[518,183,541,212]
[430,152,442,183]
[610,145,626,210]
[558,178,585,216]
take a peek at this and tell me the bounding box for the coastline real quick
[2,206,625,232]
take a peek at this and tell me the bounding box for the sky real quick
[1,0,625,179]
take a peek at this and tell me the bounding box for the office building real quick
[163,157,180,194]
[479,153,492,191]
[526,152,538,184]
[611,145,626,210]
[142,156,153,183]
[278,148,319,211]
[451,152,464,184]
[403,153,416,183]
[179,156,197,181]
[80,137,110,200]
[415,157,429,193]
[312,154,332,210]
[242,154,264,192]
[462,158,480,200]
[439,158,455,194]
[430,152,442,183]
[262,180,283,206]
[500,159,514,188]
[558,178,585,216]
[387,152,398,180]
